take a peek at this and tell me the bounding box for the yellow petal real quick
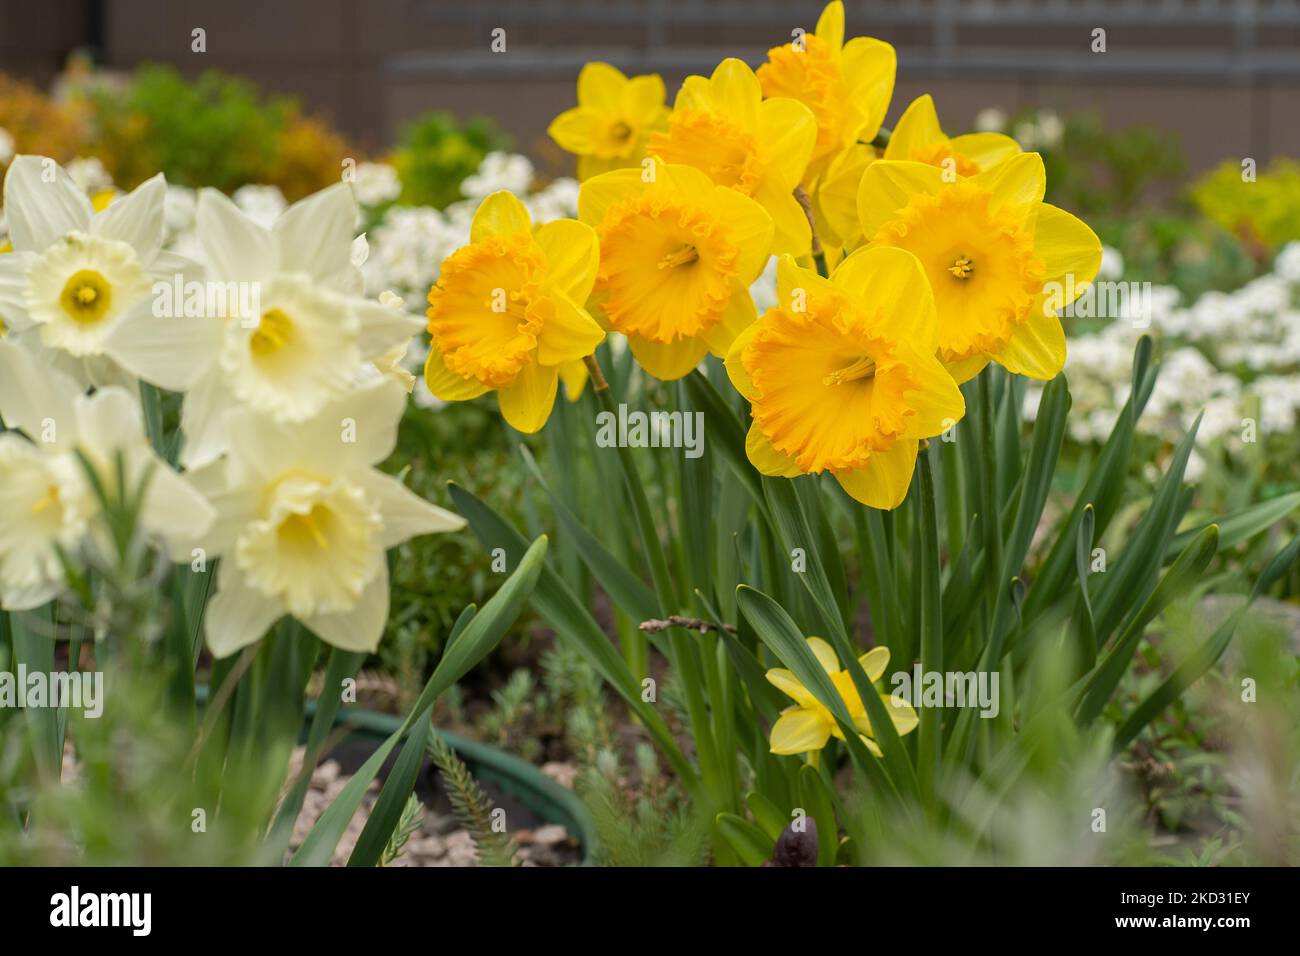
[834,439,919,509]
[424,341,490,401]
[972,151,1045,220]
[885,94,944,161]
[535,218,600,302]
[841,37,896,141]
[700,281,758,356]
[578,166,648,225]
[860,734,883,757]
[769,707,833,755]
[816,144,874,246]
[497,360,558,433]
[578,61,627,109]
[756,181,813,257]
[858,645,891,683]
[882,692,919,736]
[757,98,818,190]
[577,154,635,183]
[724,321,763,400]
[470,190,532,243]
[899,352,966,439]
[943,353,991,385]
[948,132,1021,173]
[815,0,845,48]
[537,291,604,366]
[699,185,774,281]
[765,668,817,708]
[993,310,1066,381]
[856,159,947,238]
[1034,202,1102,290]
[745,423,803,477]
[620,74,667,126]
[559,359,589,401]
[830,245,937,347]
[626,333,709,381]
[806,636,840,673]
[711,58,763,130]
[548,107,595,154]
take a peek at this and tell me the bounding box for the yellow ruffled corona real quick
[424,191,604,433]
[578,158,773,381]
[857,152,1102,382]
[756,0,896,180]
[725,248,964,509]
[648,58,816,255]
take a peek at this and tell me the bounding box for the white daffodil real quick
[0,155,210,390]
[0,340,215,610]
[179,183,423,468]
[186,378,464,657]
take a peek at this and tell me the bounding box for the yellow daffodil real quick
[548,62,669,182]
[856,152,1102,382]
[424,191,604,432]
[756,0,896,180]
[766,637,918,756]
[579,158,773,381]
[725,249,964,509]
[648,58,816,255]
[884,94,1021,177]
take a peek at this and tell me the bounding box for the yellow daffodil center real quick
[648,111,763,195]
[59,269,113,325]
[249,308,296,356]
[757,34,849,165]
[743,294,920,473]
[594,117,638,158]
[280,503,334,552]
[31,483,61,515]
[91,189,118,212]
[0,239,12,253]
[910,141,981,177]
[427,233,552,388]
[596,195,740,343]
[870,183,1045,363]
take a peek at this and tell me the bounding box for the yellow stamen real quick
[285,507,330,550]
[31,484,60,514]
[657,245,699,270]
[822,355,877,385]
[250,308,295,356]
[949,256,974,280]
[59,269,113,325]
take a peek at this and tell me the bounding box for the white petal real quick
[196,188,273,283]
[179,370,233,469]
[92,172,166,262]
[0,339,80,452]
[272,183,358,286]
[140,462,216,547]
[359,470,465,548]
[353,297,422,357]
[301,562,389,652]
[102,301,224,391]
[204,567,284,659]
[0,250,38,329]
[2,155,93,251]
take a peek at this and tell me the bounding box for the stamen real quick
[31,485,60,514]
[250,308,294,356]
[657,245,699,270]
[949,256,974,279]
[287,509,330,550]
[823,355,877,385]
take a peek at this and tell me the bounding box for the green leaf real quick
[685,370,766,516]
[289,536,547,866]
[714,812,774,867]
[1078,524,1218,726]
[347,701,434,867]
[518,446,657,623]
[745,791,788,841]
[1166,491,1300,558]
[798,764,838,867]
[448,482,697,791]
[762,476,847,644]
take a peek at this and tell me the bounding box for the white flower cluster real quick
[1025,243,1300,479]
[0,156,462,655]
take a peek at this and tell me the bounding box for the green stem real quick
[915,449,942,803]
